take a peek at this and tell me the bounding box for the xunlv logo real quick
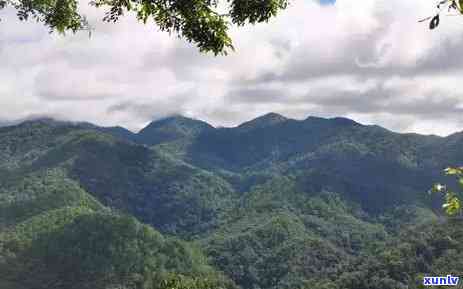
[423,275,460,286]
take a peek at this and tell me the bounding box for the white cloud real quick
[0,0,462,135]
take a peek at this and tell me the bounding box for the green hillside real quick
[0,121,236,237]
[0,169,232,289]
[202,176,440,289]
[0,114,462,289]
[145,114,460,212]
[0,209,227,289]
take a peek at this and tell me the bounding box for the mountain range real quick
[0,113,462,289]
[102,113,462,211]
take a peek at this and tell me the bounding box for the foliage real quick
[0,168,105,227]
[202,177,388,289]
[0,209,229,289]
[2,0,88,33]
[0,0,288,54]
[421,0,463,30]
[431,167,463,217]
[0,171,231,289]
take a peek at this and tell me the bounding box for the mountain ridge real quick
[6,113,460,139]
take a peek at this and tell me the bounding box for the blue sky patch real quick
[319,0,336,5]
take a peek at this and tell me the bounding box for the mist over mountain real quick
[0,113,462,289]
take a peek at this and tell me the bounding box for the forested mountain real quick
[137,116,215,146]
[0,168,232,289]
[0,114,462,289]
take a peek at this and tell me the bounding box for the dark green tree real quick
[0,0,289,55]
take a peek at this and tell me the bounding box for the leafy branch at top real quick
[0,0,289,55]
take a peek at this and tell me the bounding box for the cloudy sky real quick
[1,0,463,135]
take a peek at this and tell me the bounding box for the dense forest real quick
[0,114,462,289]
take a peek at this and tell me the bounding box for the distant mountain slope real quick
[0,121,236,237]
[97,125,138,142]
[0,114,462,289]
[2,114,461,215]
[185,115,440,172]
[150,115,454,211]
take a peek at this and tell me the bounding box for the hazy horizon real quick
[1,111,460,138]
[1,0,462,136]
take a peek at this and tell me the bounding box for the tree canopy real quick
[0,0,289,55]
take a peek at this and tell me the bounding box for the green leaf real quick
[444,167,463,176]
[443,195,461,216]
[430,183,446,194]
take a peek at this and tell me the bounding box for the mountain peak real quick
[148,115,203,126]
[16,117,95,130]
[238,113,289,130]
[304,116,361,127]
[142,115,214,131]
[329,117,360,126]
[20,117,61,126]
[137,115,214,145]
